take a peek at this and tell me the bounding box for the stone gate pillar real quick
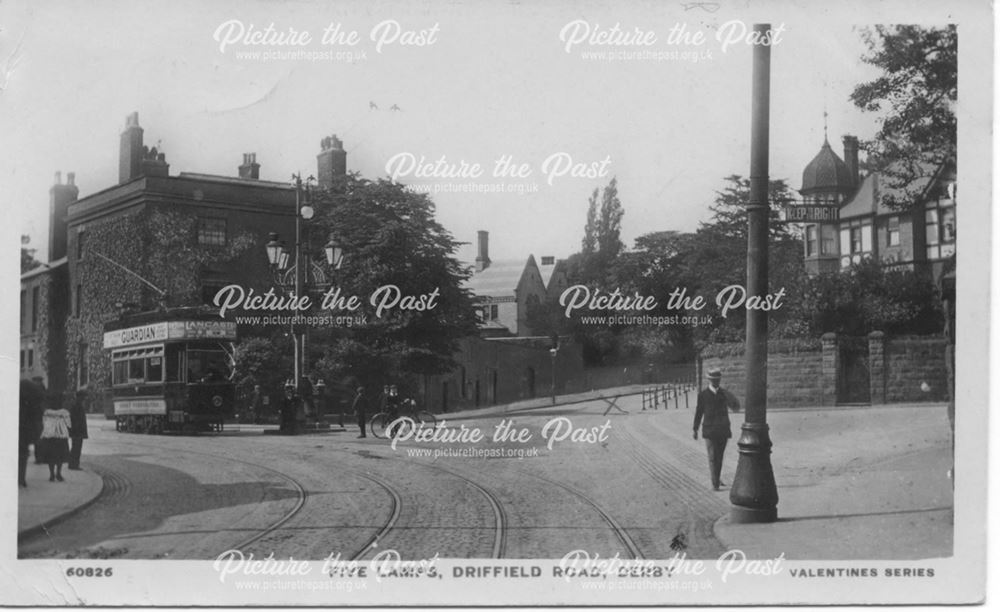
[868,331,886,404]
[821,333,837,406]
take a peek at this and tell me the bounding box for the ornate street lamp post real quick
[264,173,345,386]
[730,24,779,523]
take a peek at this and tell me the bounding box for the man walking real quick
[693,368,740,490]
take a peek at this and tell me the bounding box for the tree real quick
[851,25,956,209]
[683,176,805,343]
[577,177,624,284]
[232,334,293,403]
[606,177,806,347]
[308,174,478,393]
[21,234,41,273]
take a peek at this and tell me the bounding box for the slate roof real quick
[839,160,949,219]
[538,259,561,289]
[465,259,531,298]
[801,139,853,194]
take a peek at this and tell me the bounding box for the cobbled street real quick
[18,397,952,561]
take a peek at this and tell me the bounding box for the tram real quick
[103,309,237,434]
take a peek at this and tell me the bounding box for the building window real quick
[75,284,83,317]
[887,216,900,246]
[941,207,956,243]
[926,202,956,260]
[77,228,86,260]
[20,290,25,332]
[31,286,39,332]
[27,349,34,369]
[839,220,873,268]
[805,226,817,257]
[78,343,89,388]
[197,217,227,246]
[478,304,499,322]
[821,225,836,255]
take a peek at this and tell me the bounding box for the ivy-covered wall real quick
[20,266,68,392]
[65,202,268,409]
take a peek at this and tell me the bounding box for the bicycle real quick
[369,398,437,439]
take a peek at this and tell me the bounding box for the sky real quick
[2,0,952,267]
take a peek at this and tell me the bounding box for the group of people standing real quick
[19,379,89,487]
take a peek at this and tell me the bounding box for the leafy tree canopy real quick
[851,25,956,209]
[307,173,478,391]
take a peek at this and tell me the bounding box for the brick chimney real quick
[49,171,79,261]
[316,135,347,189]
[119,112,144,183]
[843,135,859,187]
[475,230,491,272]
[140,145,169,178]
[239,152,260,179]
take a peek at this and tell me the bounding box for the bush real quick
[800,258,942,336]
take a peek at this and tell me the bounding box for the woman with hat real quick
[693,367,741,490]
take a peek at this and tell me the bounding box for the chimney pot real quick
[67,172,75,186]
[842,135,860,187]
[239,151,261,179]
[119,111,144,183]
[316,134,347,188]
[54,171,62,185]
[475,230,491,272]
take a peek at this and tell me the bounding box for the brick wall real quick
[701,333,947,407]
[878,334,948,402]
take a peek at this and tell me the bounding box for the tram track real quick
[345,469,403,560]
[516,469,643,560]
[613,422,728,519]
[329,447,508,559]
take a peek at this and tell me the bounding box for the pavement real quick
[18,399,953,560]
[18,452,104,541]
[712,403,953,560]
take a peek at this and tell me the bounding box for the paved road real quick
[18,398,951,561]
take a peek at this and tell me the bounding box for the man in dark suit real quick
[693,368,740,490]
[68,389,89,470]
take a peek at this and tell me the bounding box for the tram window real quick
[113,360,128,385]
[128,358,145,381]
[112,346,165,385]
[165,348,182,382]
[187,349,231,383]
[147,356,163,382]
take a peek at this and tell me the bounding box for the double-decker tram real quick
[103,309,237,434]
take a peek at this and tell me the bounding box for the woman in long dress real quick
[38,404,71,482]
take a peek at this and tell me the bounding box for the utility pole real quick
[730,24,779,524]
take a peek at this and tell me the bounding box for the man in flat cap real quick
[693,367,740,490]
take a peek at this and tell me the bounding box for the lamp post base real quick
[729,422,779,524]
